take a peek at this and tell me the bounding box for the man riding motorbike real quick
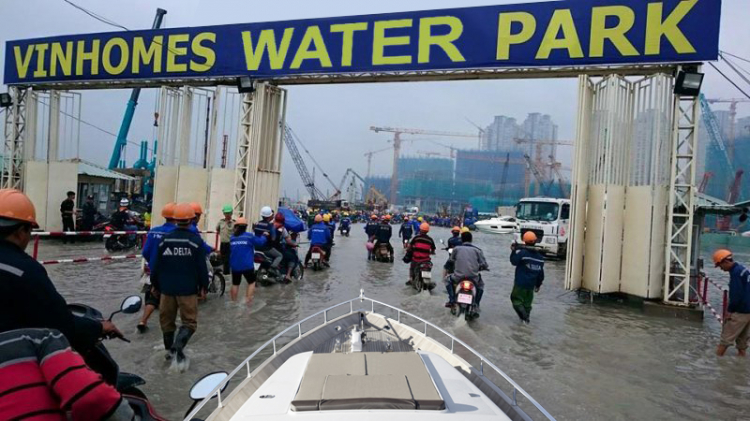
[0,189,123,354]
[399,216,414,248]
[374,215,394,262]
[339,213,351,236]
[305,215,332,267]
[254,206,283,276]
[405,223,436,286]
[444,232,488,311]
[324,214,335,262]
[110,198,138,242]
[443,226,463,277]
[273,213,299,283]
[365,214,379,260]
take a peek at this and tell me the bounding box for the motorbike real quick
[410,261,434,292]
[255,249,304,284]
[453,278,480,321]
[68,296,167,420]
[439,239,455,275]
[308,245,326,272]
[374,242,393,263]
[207,253,227,297]
[339,225,351,237]
[104,223,143,252]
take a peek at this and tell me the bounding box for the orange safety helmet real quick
[0,189,39,228]
[235,217,248,226]
[522,231,537,244]
[384,215,392,221]
[420,222,430,232]
[451,226,461,233]
[189,202,203,216]
[713,249,733,267]
[161,202,176,219]
[172,203,196,222]
[371,214,378,220]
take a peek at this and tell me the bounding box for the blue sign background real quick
[4,0,721,85]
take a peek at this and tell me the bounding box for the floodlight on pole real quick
[0,93,12,108]
[674,69,704,96]
[237,77,255,94]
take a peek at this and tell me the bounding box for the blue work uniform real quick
[308,222,332,246]
[253,219,276,251]
[188,223,214,254]
[151,228,209,296]
[229,232,267,273]
[510,248,545,290]
[728,263,750,313]
[142,222,176,267]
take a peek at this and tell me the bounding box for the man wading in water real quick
[714,249,750,357]
[510,231,545,324]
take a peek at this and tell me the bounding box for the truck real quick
[512,197,570,259]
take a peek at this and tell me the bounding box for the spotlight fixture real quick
[674,69,704,96]
[237,77,255,94]
[0,93,12,108]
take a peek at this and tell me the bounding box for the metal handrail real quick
[184,290,556,421]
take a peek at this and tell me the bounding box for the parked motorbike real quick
[452,278,480,321]
[68,296,166,420]
[410,261,434,292]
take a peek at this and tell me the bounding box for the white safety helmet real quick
[260,206,273,218]
[119,198,130,207]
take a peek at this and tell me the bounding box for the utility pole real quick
[202,97,211,168]
[389,132,402,205]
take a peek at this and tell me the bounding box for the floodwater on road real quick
[38,226,749,420]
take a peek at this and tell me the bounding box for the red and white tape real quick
[707,277,727,292]
[32,230,217,237]
[40,254,140,265]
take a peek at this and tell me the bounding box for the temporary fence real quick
[695,275,728,325]
[31,230,220,263]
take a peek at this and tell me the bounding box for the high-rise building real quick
[483,116,520,151]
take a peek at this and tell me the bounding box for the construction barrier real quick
[31,230,220,262]
[696,275,728,325]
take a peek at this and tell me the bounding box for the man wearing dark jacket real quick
[0,189,122,353]
[60,191,76,244]
[151,203,209,363]
[81,194,98,231]
[374,216,394,261]
[510,232,545,324]
[714,249,750,356]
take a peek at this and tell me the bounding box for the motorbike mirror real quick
[120,296,142,314]
[439,239,444,244]
[190,371,229,401]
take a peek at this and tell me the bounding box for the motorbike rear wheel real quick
[209,272,226,297]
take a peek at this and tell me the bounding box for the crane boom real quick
[699,94,734,173]
[108,9,167,170]
[283,125,325,200]
[524,154,551,196]
[498,153,510,203]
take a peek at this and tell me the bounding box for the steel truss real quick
[2,87,30,189]
[664,71,700,305]
[9,64,681,91]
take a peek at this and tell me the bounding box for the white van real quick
[512,197,570,258]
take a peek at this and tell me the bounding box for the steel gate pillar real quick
[233,82,287,220]
[664,68,701,305]
[2,87,36,190]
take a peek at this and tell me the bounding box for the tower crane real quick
[514,138,573,195]
[331,168,367,202]
[523,154,552,196]
[369,126,479,204]
[705,97,750,161]
[363,147,391,179]
[282,125,325,200]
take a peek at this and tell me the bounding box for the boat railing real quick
[184,290,556,421]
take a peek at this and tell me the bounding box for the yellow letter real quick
[102,38,129,75]
[33,44,49,78]
[330,22,368,67]
[13,45,35,79]
[645,0,697,55]
[373,19,413,65]
[50,42,73,77]
[418,16,465,64]
[242,28,295,71]
[535,9,584,59]
[76,39,100,76]
[132,36,163,74]
[496,12,536,60]
[167,34,189,72]
[291,26,332,69]
[190,32,216,72]
[590,6,638,57]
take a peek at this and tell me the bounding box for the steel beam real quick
[2,87,30,190]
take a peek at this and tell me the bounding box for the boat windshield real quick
[516,202,559,222]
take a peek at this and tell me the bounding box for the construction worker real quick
[406,223,436,285]
[137,202,177,333]
[374,215,394,262]
[150,203,209,364]
[60,191,76,244]
[216,204,235,274]
[306,215,332,266]
[399,216,414,248]
[229,217,267,303]
[714,249,750,356]
[365,214,379,260]
[443,226,463,277]
[412,216,423,233]
[510,232,545,324]
[0,189,123,353]
[273,213,299,282]
[323,214,335,262]
[255,206,283,275]
[188,202,213,255]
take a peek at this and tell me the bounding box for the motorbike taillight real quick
[254,255,264,263]
[460,281,473,291]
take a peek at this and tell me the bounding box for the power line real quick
[708,62,750,100]
[720,55,750,87]
[721,50,750,66]
[62,0,129,31]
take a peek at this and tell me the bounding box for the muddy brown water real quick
[38,227,748,420]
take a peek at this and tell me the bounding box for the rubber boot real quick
[512,304,529,323]
[171,326,195,363]
[738,348,747,357]
[475,288,484,307]
[163,332,175,360]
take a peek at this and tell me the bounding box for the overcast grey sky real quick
[2,0,749,200]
